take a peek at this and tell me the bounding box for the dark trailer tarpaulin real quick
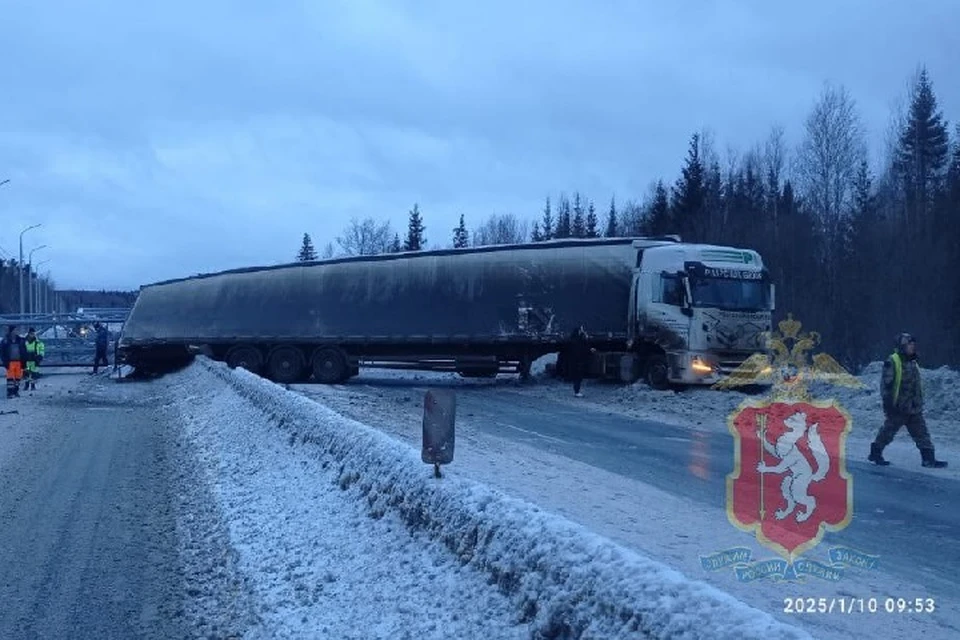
[120,239,641,346]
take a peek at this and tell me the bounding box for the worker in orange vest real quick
[1,325,26,398]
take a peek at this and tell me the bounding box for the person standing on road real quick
[1,325,26,398]
[566,325,595,397]
[868,333,947,468]
[92,322,109,374]
[24,327,45,391]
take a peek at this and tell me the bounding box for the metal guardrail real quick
[0,308,132,324]
[0,309,130,368]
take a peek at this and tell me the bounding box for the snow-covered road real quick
[293,363,960,640]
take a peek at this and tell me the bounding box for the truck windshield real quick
[689,277,771,311]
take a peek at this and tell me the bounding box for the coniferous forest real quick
[303,69,956,370]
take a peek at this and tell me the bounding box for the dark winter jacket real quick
[95,326,109,349]
[566,329,592,377]
[881,351,923,415]
[1,334,27,366]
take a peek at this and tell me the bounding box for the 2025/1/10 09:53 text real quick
[783,597,936,614]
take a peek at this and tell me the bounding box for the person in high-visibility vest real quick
[24,327,45,391]
[868,333,947,468]
[1,325,26,398]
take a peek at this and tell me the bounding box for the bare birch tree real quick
[472,213,528,246]
[795,83,867,234]
[335,217,394,256]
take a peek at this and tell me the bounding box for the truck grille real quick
[715,351,755,373]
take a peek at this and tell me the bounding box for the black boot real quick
[921,448,947,468]
[868,443,890,466]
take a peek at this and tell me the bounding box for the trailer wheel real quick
[312,348,347,384]
[226,345,263,373]
[267,346,305,384]
[645,354,670,390]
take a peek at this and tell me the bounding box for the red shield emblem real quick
[727,400,853,560]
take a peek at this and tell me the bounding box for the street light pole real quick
[27,245,48,315]
[19,224,41,315]
[34,259,50,315]
[42,269,51,313]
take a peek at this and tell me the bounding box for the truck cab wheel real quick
[645,354,670,390]
[312,348,347,384]
[268,346,305,384]
[226,346,263,374]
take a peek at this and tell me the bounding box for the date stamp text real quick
[783,597,936,615]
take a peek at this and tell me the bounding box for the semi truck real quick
[117,236,775,388]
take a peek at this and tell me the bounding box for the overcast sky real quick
[1,1,957,290]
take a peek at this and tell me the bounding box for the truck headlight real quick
[691,358,713,374]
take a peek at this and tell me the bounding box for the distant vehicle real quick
[117,236,774,388]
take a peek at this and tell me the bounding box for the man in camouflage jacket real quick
[868,333,947,468]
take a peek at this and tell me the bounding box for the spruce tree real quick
[891,69,950,343]
[670,133,706,240]
[389,233,402,253]
[703,160,724,242]
[404,204,426,251]
[605,197,618,237]
[897,68,950,223]
[949,125,960,191]
[835,160,878,362]
[453,214,469,248]
[530,221,543,242]
[555,195,572,238]
[297,233,318,261]
[946,127,960,361]
[648,180,671,235]
[585,201,599,237]
[540,197,553,240]
[571,192,585,237]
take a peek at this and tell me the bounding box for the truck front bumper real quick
[668,351,762,386]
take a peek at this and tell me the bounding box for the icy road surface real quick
[0,372,191,639]
[295,370,960,640]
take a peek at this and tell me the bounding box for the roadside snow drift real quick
[170,358,808,640]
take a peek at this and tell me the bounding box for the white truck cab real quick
[631,243,774,388]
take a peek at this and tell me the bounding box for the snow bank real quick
[190,357,808,640]
[825,361,960,423]
[170,367,524,638]
[531,353,557,378]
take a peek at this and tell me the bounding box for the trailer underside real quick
[118,336,645,385]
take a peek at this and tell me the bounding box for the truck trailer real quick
[117,236,775,388]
